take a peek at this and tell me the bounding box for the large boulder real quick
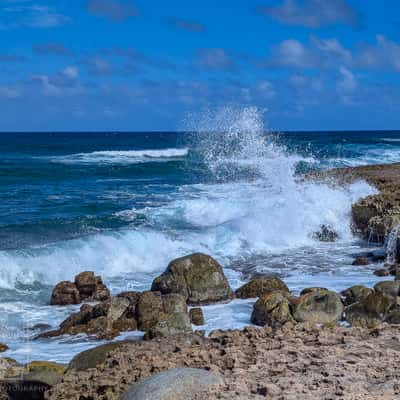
[293,289,344,324]
[251,291,294,327]
[345,292,393,328]
[235,276,289,299]
[151,253,233,305]
[374,281,400,299]
[340,285,374,306]
[120,368,223,400]
[50,271,110,306]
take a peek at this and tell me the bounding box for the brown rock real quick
[340,285,374,306]
[374,281,400,298]
[189,308,205,326]
[300,287,329,296]
[235,276,289,299]
[374,268,390,277]
[293,289,344,324]
[136,291,163,332]
[151,253,233,305]
[74,271,110,302]
[352,256,369,266]
[0,344,8,353]
[50,281,81,306]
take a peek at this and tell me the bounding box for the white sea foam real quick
[49,148,189,165]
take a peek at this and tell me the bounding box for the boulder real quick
[340,285,374,306]
[0,344,8,353]
[251,291,294,327]
[300,287,329,296]
[374,269,390,277]
[293,289,344,325]
[136,291,163,332]
[352,257,369,266]
[74,271,110,302]
[384,308,400,324]
[23,361,65,387]
[68,341,131,372]
[235,276,289,299]
[151,253,233,305]
[374,281,400,299]
[345,292,393,328]
[50,281,80,306]
[189,308,205,326]
[120,368,223,400]
[50,272,110,306]
[312,225,338,242]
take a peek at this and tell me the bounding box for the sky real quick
[1,0,400,131]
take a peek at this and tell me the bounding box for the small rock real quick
[151,253,233,305]
[251,291,294,327]
[313,225,338,242]
[120,368,223,400]
[189,308,205,326]
[74,271,110,302]
[293,289,344,325]
[374,268,390,277]
[0,344,8,353]
[352,257,369,266]
[235,276,289,299]
[50,281,81,306]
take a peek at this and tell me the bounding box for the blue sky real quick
[1,0,400,131]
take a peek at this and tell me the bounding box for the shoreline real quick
[2,162,400,399]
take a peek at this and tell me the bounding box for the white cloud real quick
[270,39,318,68]
[62,66,79,79]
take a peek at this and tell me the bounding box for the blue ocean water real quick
[0,111,399,362]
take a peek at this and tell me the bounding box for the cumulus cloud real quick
[164,17,205,33]
[88,0,138,22]
[269,39,319,68]
[197,48,234,70]
[259,0,359,28]
[33,43,72,56]
[84,56,113,75]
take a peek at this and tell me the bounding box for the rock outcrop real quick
[50,271,110,306]
[235,276,289,299]
[40,291,192,340]
[340,285,373,306]
[151,253,233,305]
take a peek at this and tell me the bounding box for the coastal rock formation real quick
[40,291,192,340]
[340,285,373,306]
[50,271,110,306]
[151,253,234,305]
[120,368,223,400]
[251,291,293,327]
[293,289,344,324]
[44,324,400,400]
[235,276,289,299]
[189,308,205,326]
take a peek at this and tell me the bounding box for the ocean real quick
[1,108,399,362]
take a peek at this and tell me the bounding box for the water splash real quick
[385,226,399,265]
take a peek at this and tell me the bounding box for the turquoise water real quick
[0,115,399,361]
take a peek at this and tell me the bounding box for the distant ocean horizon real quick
[0,109,398,362]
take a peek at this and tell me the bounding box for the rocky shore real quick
[2,163,400,399]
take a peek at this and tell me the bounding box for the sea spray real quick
[385,226,399,265]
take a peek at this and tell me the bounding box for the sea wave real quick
[49,148,189,165]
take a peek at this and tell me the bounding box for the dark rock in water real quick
[374,281,400,298]
[40,291,192,340]
[189,308,205,326]
[300,287,329,296]
[120,368,223,400]
[50,281,81,306]
[293,289,344,324]
[151,253,233,305]
[374,268,390,277]
[345,292,393,328]
[50,271,110,306]
[340,285,373,306]
[236,276,289,299]
[352,256,369,266]
[251,291,294,327]
[312,225,338,242]
[29,323,52,332]
[0,344,8,353]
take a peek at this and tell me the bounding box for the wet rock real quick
[136,291,163,332]
[74,271,110,302]
[235,276,289,299]
[120,368,223,400]
[345,292,393,328]
[340,285,374,306]
[23,361,65,387]
[251,291,294,327]
[50,281,80,306]
[0,344,8,353]
[189,308,205,326]
[384,308,400,324]
[374,281,400,298]
[50,272,110,306]
[300,287,329,296]
[352,256,369,266]
[374,268,390,277]
[293,289,344,324]
[313,225,338,242]
[151,253,233,305]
